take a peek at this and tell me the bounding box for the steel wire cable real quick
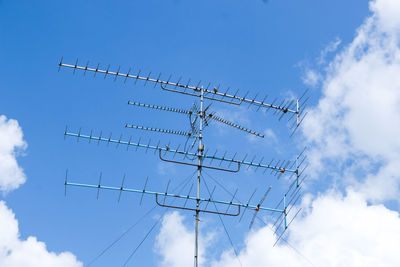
[121,170,197,266]
[202,174,243,267]
[202,170,316,267]
[85,170,197,266]
[86,206,157,267]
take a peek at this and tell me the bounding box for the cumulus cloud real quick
[155,211,213,267]
[0,115,27,193]
[155,0,400,266]
[302,0,400,202]
[0,115,82,266]
[211,191,400,267]
[0,201,82,267]
[156,193,400,267]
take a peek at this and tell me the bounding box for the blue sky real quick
[5,1,400,266]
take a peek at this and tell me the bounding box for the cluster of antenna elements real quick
[127,101,191,115]
[58,57,309,136]
[60,57,309,267]
[125,124,193,137]
[127,99,266,139]
[64,128,308,175]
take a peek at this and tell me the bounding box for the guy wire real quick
[122,170,197,266]
[87,170,197,266]
[202,170,315,267]
[202,174,243,267]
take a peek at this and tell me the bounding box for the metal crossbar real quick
[64,130,296,173]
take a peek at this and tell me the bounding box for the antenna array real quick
[58,57,309,135]
[60,58,309,266]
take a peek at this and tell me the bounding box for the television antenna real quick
[59,57,309,266]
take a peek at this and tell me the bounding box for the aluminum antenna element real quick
[59,59,308,129]
[64,129,296,174]
[59,57,308,266]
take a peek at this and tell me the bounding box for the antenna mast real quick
[194,86,204,266]
[59,58,309,266]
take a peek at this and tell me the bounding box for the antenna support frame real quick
[158,149,241,173]
[155,193,240,217]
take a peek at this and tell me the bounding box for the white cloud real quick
[301,38,341,88]
[0,115,27,193]
[370,0,400,33]
[211,191,400,267]
[302,69,321,87]
[0,201,82,267]
[317,37,342,65]
[155,193,400,267]
[302,0,400,202]
[155,211,213,267]
[0,115,82,267]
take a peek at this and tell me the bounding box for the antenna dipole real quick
[60,58,308,266]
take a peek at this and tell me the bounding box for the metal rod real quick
[184,183,194,208]
[59,59,302,265]
[64,182,283,212]
[194,86,204,267]
[139,177,148,206]
[283,194,287,228]
[64,131,296,173]
[158,149,241,173]
[118,174,126,202]
[155,193,240,216]
[204,185,216,210]
[127,101,190,115]
[125,124,193,137]
[59,62,297,114]
[210,114,264,138]
[239,188,257,222]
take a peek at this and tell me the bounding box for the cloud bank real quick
[0,201,81,267]
[0,115,82,267]
[209,191,400,267]
[303,0,400,203]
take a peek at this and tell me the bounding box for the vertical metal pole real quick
[194,86,204,267]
